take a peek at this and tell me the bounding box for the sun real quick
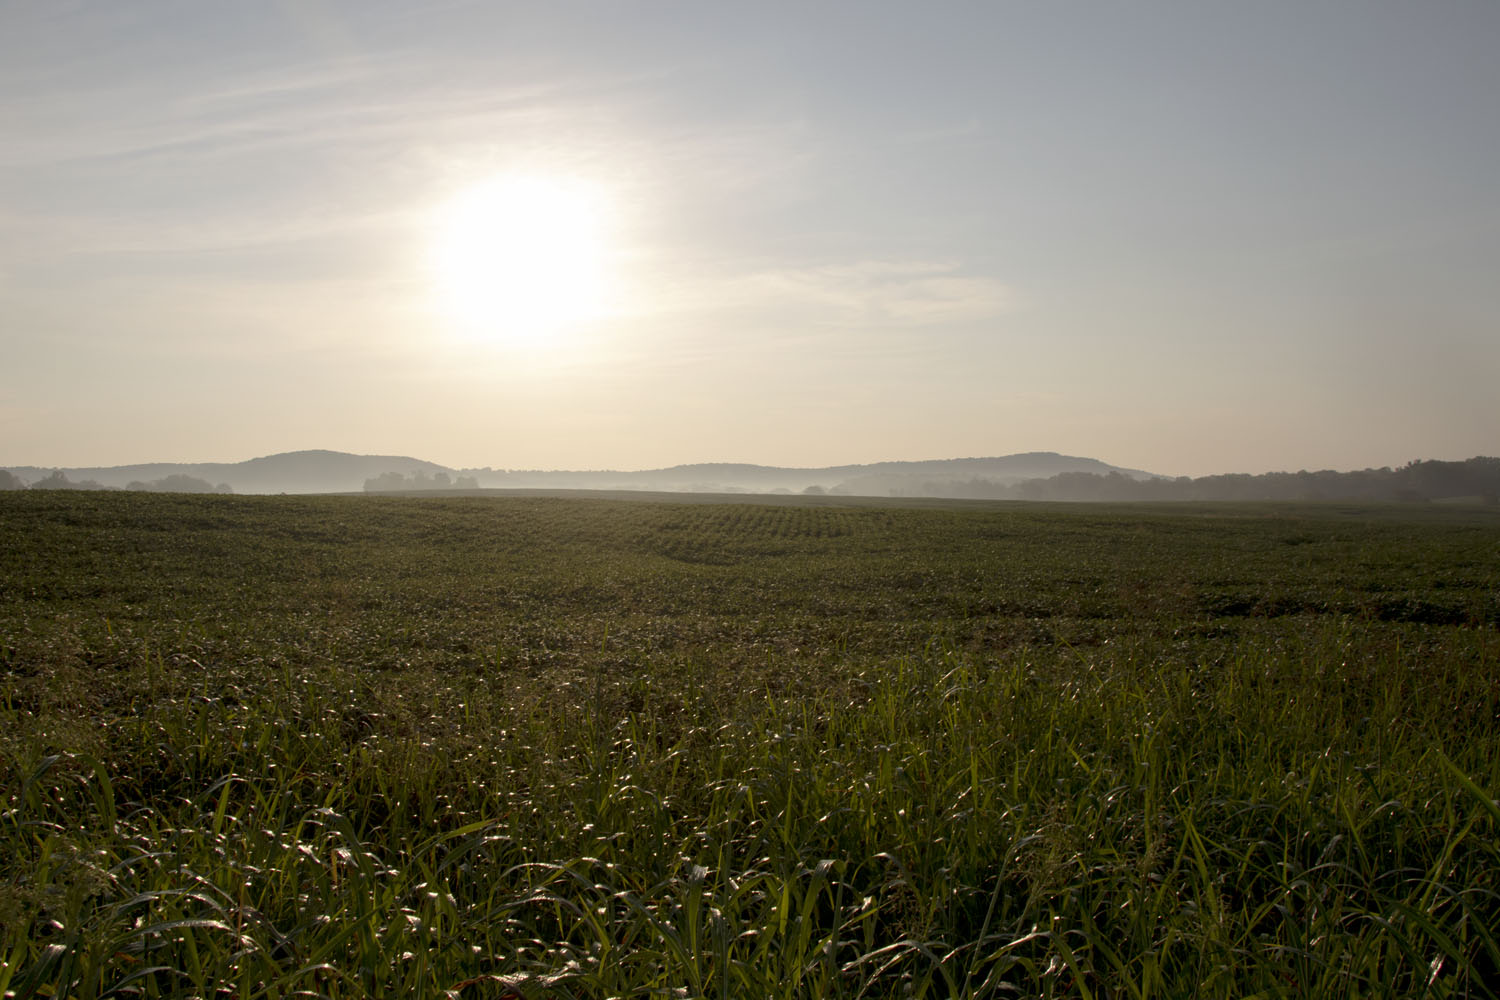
[428,174,612,345]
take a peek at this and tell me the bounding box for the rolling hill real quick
[4,450,1156,496]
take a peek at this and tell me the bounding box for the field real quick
[3,490,1499,998]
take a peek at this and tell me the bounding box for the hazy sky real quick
[3,2,1497,476]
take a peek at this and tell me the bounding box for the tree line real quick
[0,471,231,493]
[863,457,1500,503]
[364,470,480,492]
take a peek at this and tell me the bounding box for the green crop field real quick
[2,490,1499,998]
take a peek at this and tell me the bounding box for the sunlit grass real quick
[2,492,1498,996]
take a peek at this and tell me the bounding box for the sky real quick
[3,2,1497,477]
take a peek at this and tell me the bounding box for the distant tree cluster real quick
[0,470,232,492]
[1010,458,1500,503]
[364,470,480,492]
[11,470,110,491]
[851,458,1500,504]
[125,475,232,494]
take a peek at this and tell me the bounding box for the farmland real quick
[2,490,1499,997]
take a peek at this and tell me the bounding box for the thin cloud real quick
[2,52,650,171]
[646,259,1014,328]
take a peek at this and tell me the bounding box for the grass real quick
[2,490,1499,997]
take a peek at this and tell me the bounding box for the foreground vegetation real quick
[2,491,1498,998]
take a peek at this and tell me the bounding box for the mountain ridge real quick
[5,451,1496,503]
[3,449,1156,496]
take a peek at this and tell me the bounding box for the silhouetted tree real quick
[364,469,471,492]
[29,470,107,490]
[365,471,410,492]
[998,457,1500,503]
[125,474,227,493]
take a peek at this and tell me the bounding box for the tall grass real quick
[6,631,1497,997]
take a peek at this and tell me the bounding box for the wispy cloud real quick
[641,259,1014,329]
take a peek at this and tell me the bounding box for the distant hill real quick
[450,452,1158,496]
[4,450,449,495]
[10,450,1492,503]
[821,454,1159,497]
[3,450,1157,496]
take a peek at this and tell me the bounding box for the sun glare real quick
[429,174,612,345]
